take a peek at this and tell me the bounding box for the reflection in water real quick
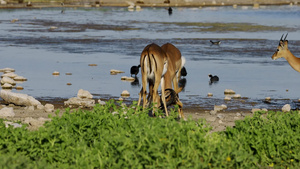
[179,78,187,91]
[181,66,187,77]
[131,77,140,87]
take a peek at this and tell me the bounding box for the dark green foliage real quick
[0,100,299,168]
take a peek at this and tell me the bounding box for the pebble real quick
[65,73,72,75]
[210,110,217,115]
[88,64,97,66]
[98,99,106,105]
[52,71,60,76]
[66,83,72,85]
[14,76,27,81]
[121,76,135,82]
[265,97,271,101]
[0,68,15,72]
[15,86,24,90]
[45,104,55,113]
[207,93,213,97]
[217,114,225,119]
[110,69,125,74]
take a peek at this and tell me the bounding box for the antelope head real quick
[272,33,289,60]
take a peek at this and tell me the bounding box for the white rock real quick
[121,76,135,82]
[37,104,45,110]
[14,76,27,81]
[98,99,106,105]
[0,68,15,72]
[64,97,95,108]
[207,93,213,97]
[25,106,35,111]
[1,83,13,89]
[233,94,241,99]
[282,104,291,112]
[77,89,93,99]
[0,107,15,117]
[0,1,7,5]
[0,90,41,106]
[265,97,271,101]
[1,76,16,85]
[121,90,130,97]
[224,89,235,95]
[210,110,217,115]
[110,69,124,74]
[52,71,60,75]
[44,104,54,113]
[224,96,231,101]
[1,72,17,78]
[4,121,22,128]
[214,105,227,112]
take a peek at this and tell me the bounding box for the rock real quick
[236,113,242,117]
[217,114,225,119]
[1,72,18,78]
[0,68,15,72]
[233,94,241,99]
[77,89,93,99]
[121,76,135,82]
[52,71,60,75]
[98,99,106,105]
[207,93,213,97]
[4,121,22,128]
[110,69,124,74]
[0,107,15,117]
[262,108,268,112]
[65,73,72,75]
[15,86,24,90]
[88,64,97,66]
[224,96,231,101]
[210,110,217,115]
[214,104,227,112]
[224,89,235,95]
[1,83,13,89]
[37,104,45,110]
[282,104,291,112]
[64,97,95,108]
[44,104,54,113]
[1,76,16,85]
[23,117,51,130]
[66,83,72,86]
[25,106,35,111]
[0,90,41,106]
[14,76,27,81]
[265,97,271,101]
[121,90,130,97]
[0,1,7,5]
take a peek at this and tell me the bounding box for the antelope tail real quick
[181,56,186,68]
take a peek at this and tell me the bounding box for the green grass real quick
[0,100,299,168]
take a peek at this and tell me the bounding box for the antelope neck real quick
[285,50,300,73]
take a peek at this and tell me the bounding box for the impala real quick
[161,43,185,118]
[272,33,300,73]
[137,43,169,116]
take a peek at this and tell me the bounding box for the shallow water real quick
[1,6,300,110]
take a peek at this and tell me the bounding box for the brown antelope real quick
[272,34,300,73]
[137,43,169,116]
[161,43,185,118]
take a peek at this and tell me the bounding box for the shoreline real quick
[0,0,298,9]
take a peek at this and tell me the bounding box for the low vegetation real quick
[0,100,299,168]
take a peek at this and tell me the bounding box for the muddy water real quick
[1,6,300,110]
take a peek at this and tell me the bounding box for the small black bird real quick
[181,66,187,77]
[130,65,141,77]
[168,7,173,15]
[210,40,221,45]
[208,74,219,82]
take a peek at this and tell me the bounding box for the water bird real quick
[130,65,141,77]
[210,40,221,45]
[168,7,173,15]
[208,74,219,83]
[181,66,187,77]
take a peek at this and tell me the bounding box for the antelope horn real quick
[284,33,288,41]
[280,34,284,41]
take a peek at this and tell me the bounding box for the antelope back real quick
[161,43,182,88]
[140,43,168,81]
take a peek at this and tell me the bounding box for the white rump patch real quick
[181,56,186,68]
